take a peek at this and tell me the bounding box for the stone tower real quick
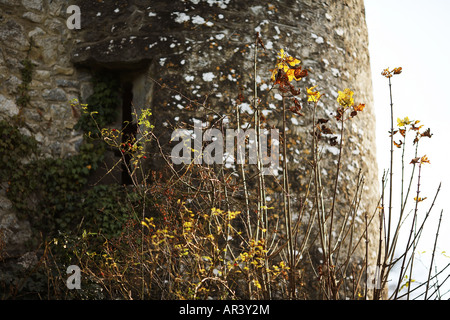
[0,0,379,298]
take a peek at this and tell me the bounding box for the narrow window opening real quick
[86,68,146,187]
[120,81,137,185]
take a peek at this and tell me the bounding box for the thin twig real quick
[425,209,443,299]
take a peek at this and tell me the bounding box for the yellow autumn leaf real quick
[393,67,402,74]
[397,116,411,127]
[381,68,392,78]
[420,155,430,164]
[253,279,262,289]
[353,103,365,112]
[307,86,322,103]
[272,49,302,83]
[277,48,286,59]
[286,55,301,67]
[286,68,295,82]
[337,88,354,107]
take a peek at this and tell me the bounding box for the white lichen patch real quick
[260,83,269,91]
[324,145,340,156]
[206,0,230,9]
[239,103,253,114]
[262,109,271,116]
[331,68,340,77]
[202,72,215,82]
[250,6,264,15]
[173,12,190,24]
[335,28,344,37]
[311,33,324,44]
[227,73,237,82]
[192,15,205,24]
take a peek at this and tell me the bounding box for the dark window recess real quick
[121,82,137,185]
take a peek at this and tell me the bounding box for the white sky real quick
[364,0,450,297]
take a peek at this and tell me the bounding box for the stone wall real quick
[0,0,86,158]
[1,0,78,261]
[0,0,380,298]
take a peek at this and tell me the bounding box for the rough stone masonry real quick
[0,0,380,298]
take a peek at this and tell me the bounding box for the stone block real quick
[42,88,67,101]
[34,69,51,80]
[4,75,21,94]
[53,65,75,75]
[56,79,79,88]
[0,94,19,117]
[28,27,45,38]
[0,0,18,6]
[21,0,43,11]
[22,11,44,23]
[0,20,29,51]
[0,193,32,257]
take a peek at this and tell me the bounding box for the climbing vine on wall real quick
[15,58,34,113]
[13,42,35,123]
[75,72,121,135]
[1,71,131,241]
[0,121,38,182]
